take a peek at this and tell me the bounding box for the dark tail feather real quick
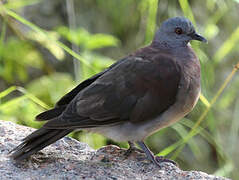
[36,106,66,121]
[10,128,73,161]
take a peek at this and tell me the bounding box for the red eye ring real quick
[175,27,183,35]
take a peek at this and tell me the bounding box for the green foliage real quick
[3,0,42,9]
[28,31,65,60]
[139,0,158,44]
[3,7,91,67]
[0,37,43,82]
[57,26,119,50]
[0,86,47,128]
[213,26,239,63]
[26,73,75,106]
[56,26,117,78]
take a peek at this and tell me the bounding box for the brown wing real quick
[36,59,125,121]
[55,59,126,107]
[43,54,181,129]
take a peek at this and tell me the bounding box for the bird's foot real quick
[136,141,178,168]
[155,156,178,166]
[124,141,144,157]
[124,146,144,157]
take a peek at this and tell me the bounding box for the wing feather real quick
[44,54,181,129]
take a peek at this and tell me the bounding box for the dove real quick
[10,17,207,167]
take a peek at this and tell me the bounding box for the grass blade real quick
[0,86,17,99]
[1,7,93,70]
[144,0,158,44]
[0,86,50,110]
[178,0,196,25]
[213,26,239,63]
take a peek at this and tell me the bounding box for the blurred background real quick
[0,0,239,179]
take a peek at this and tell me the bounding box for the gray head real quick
[153,17,207,48]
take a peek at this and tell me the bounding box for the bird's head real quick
[153,17,207,48]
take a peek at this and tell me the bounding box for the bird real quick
[10,17,207,167]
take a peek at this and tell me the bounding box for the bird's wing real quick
[43,54,181,129]
[55,72,104,107]
[56,59,126,107]
[36,59,125,121]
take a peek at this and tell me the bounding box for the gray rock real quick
[0,120,230,180]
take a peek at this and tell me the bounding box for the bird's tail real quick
[10,127,73,161]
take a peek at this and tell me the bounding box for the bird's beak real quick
[189,32,207,43]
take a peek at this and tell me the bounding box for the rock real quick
[0,120,230,180]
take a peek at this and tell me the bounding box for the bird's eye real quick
[175,27,183,35]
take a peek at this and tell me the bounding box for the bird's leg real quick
[124,141,144,157]
[154,155,178,166]
[136,141,177,167]
[128,141,144,153]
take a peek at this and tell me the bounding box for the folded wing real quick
[43,54,181,129]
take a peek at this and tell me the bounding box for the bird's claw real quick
[124,146,144,157]
[155,156,178,167]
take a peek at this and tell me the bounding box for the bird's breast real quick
[134,59,201,137]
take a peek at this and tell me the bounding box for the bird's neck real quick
[132,42,197,64]
[151,40,188,49]
[149,42,199,64]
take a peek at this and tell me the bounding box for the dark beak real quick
[189,33,207,43]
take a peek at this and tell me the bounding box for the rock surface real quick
[0,120,230,180]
